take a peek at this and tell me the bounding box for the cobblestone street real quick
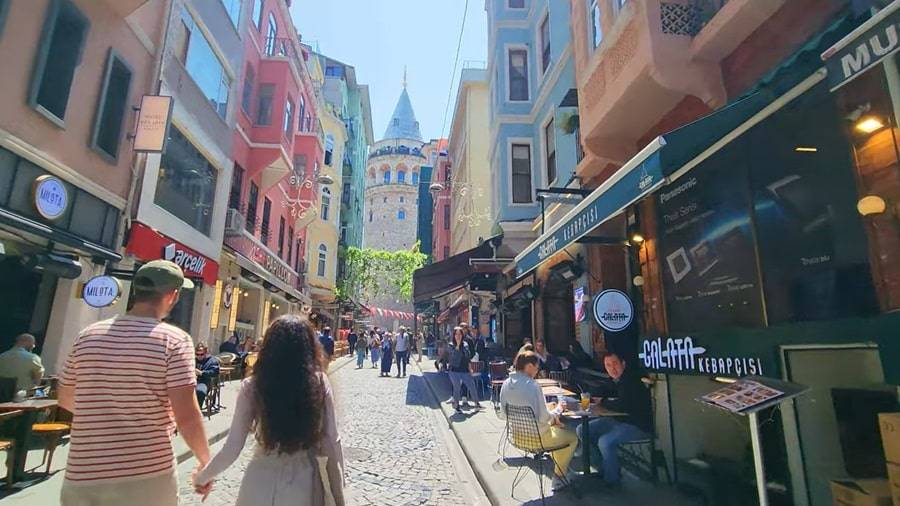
[178,358,476,505]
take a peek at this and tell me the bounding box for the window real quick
[369,210,373,222]
[220,0,240,27]
[277,216,286,257]
[247,181,259,230]
[397,170,406,183]
[398,209,406,220]
[590,0,602,49]
[342,182,350,204]
[399,196,405,203]
[253,0,263,30]
[575,123,584,164]
[325,66,343,77]
[545,119,556,183]
[288,227,294,264]
[295,239,302,272]
[256,83,274,125]
[412,172,419,185]
[383,196,387,203]
[179,10,230,119]
[540,15,551,74]
[508,49,529,101]
[321,187,331,221]
[294,154,307,179]
[298,95,306,131]
[508,0,525,8]
[241,65,254,115]
[265,12,277,55]
[91,49,133,160]
[0,0,9,37]
[615,0,628,12]
[261,197,272,244]
[229,164,244,210]
[30,0,90,122]
[154,128,219,234]
[317,244,327,277]
[340,226,347,244]
[283,97,294,136]
[444,205,450,230]
[444,246,450,259]
[324,134,334,165]
[511,143,533,203]
[382,171,390,184]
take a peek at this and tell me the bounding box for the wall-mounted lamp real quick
[712,376,738,384]
[316,174,335,185]
[857,195,887,216]
[633,275,645,287]
[429,183,444,193]
[855,116,885,134]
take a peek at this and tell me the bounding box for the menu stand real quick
[696,376,808,506]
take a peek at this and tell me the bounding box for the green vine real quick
[335,242,427,304]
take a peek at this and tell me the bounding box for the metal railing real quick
[263,36,300,59]
[691,0,729,34]
[367,144,427,160]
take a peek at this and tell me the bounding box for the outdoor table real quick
[536,378,560,387]
[0,399,59,483]
[541,385,576,398]
[553,402,627,475]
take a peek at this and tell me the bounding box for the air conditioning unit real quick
[225,208,245,236]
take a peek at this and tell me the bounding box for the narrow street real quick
[178,358,485,506]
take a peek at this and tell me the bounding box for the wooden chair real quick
[504,404,571,505]
[216,352,237,366]
[0,410,22,485]
[30,406,69,475]
[489,361,509,412]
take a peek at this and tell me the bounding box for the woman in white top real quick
[194,315,345,506]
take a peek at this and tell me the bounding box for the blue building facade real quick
[486,0,579,236]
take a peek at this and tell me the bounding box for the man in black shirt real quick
[575,352,651,486]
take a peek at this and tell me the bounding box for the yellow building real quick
[305,55,345,325]
[448,68,493,255]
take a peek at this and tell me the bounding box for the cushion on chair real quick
[31,423,70,433]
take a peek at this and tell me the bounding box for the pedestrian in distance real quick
[416,332,425,363]
[380,332,394,377]
[58,260,210,506]
[394,327,410,377]
[369,331,381,368]
[347,329,358,358]
[447,326,481,412]
[319,326,335,360]
[354,330,368,369]
[194,315,345,505]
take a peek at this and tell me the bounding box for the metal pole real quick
[748,411,769,506]
[540,196,545,235]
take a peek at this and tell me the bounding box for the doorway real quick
[542,276,575,353]
[0,255,55,352]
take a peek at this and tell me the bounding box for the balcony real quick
[574,0,783,179]
[367,144,427,161]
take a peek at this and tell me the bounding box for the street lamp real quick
[429,182,444,193]
[316,174,334,185]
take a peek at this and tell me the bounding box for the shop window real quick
[165,284,196,332]
[246,181,259,231]
[241,65,255,116]
[539,15,550,75]
[590,0,602,49]
[219,0,240,27]
[29,0,90,123]
[544,118,556,183]
[154,128,218,235]
[283,97,294,136]
[256,84,274,125]
[317,244,327,276]
[508,49,529,102]
[179,9,230,119]
[91,49,133,161]
[261,197,272,245]
[229,164,244,210]
[277,216,285,257]
[511,143,532,203]
[252,0,263,30]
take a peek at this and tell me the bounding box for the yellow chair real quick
[244,352,259,376]
[0,410,23,485]
[30,422,70,475]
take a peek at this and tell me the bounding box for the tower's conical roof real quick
[383,88,422,141]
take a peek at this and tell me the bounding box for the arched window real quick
[412,172,419,185]
[368,211,373,222]
[382,171,390,184]
[317,244,327,277]
[397,170,406,183]
[320,187,331,221]
[399,196,404,203]
[398,209,406,220]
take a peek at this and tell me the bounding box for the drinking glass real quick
[580,392,591,411]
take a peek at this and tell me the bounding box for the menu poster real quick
[656,148,765,333]
[701,380,784,413]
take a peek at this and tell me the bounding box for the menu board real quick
[701,379,784,414]
[656,147,765,333]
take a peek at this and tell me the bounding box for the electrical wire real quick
[438,0,470,144]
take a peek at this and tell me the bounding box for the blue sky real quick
[291,0,487,142]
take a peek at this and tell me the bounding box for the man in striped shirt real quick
[58,260,212,505]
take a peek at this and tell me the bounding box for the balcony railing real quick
[263,36,300,59]
[661,0,729,36]
[367,144,427,160]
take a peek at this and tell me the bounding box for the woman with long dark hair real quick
[448,326,481,413]
[194,315,345,505]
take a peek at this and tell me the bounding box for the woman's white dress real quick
[196,375,345,506]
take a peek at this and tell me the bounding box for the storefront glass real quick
[165,285,196,334]
[154,128,218,235]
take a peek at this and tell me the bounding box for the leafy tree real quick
[335,242,427,304]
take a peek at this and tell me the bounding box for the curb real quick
[175,356,356,464]
[413,360,500,506]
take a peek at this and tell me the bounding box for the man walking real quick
[319,326,335,360]
[394,327,410,377]
[348,329,358,358]
[0,333,44,392]
[58,260,211,505]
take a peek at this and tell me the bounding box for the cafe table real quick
[553,402,627,475]
[0,399,59,483]
[541,384,577,398]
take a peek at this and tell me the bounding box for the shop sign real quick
[224,234,298,289]
[223,282,234,308]
[125,222,218,285]
[82,275,121,308]
[133,95,173,153]
[822,5,900,91]
[32,175,68,221]
[639,336,765,377]
[592,289,632,332]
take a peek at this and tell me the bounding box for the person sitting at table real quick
[219,334,240,355]
[499,351,577,491]
[575,351,651,488]
[195,343,220,407]
[0,333,44,392]
[533,339,562,377]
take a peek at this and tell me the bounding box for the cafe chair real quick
[617,376,671,484]
[489,361,509,412]
[549,370,571,388]
[244,353,259,376]
[504,404,570,506]
[0,410,23,485]
[30,407,70,475]
[216,352,238,366]
[202,375,222,419]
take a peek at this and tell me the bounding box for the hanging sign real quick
[223,283,234,308]
[32,175,68,221]
[82,275,122,308]
[591,289,633,332]
[638,336,765,377]
[133,95,174,153]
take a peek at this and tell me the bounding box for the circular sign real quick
[592,289,633,332]
[82,276,122,308]
[32,175,68,220]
